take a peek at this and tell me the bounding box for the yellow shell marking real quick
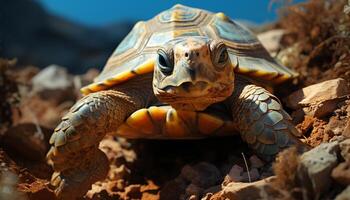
[133,58,155,74]
[126,108,154,134]
[165,108,189,138]
[215,12,230,21]
[115,106,234,139]
[148,106,167,125]
[80,58,155,95]
[274,74,292,84]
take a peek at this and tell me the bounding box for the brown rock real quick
[201,192,214,200]
[340,139,350,163]
[343,119,350,137]
[108,164,130,180]
[18,95,73,129]
[326,115,348,136]
[181,162,221,188]
[215,176,276,200]
[160,178,187,200]
[141,192,160,200]
[1,123,50,160]
[331,162,350,185]
[186,183,203,198]
[297,141,340,200]
[107,180,125,192]
[203,185,221,195]
[285,78,350,118]
[249,155,264,169]
[242,168,260,182]
[125,184,142,199]
[224,165,244,183]
[18,179,56,200]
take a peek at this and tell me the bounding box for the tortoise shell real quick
[81,4,297,95]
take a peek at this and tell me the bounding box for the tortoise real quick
[47,4,303,199]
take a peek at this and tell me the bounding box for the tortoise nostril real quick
[181,81,208,92]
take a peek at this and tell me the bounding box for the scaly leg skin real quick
[228,78,307,161]
[46,79,151,199]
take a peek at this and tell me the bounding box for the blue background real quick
[35,0,304,26]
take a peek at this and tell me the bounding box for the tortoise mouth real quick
[154,82,234,110]
[155,82,231,98]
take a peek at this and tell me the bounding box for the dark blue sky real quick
[36,0,304,27]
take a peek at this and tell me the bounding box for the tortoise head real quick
[153,36,235,111]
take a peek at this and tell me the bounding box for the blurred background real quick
[1,0,304,73]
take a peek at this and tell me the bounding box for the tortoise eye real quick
[210,41,229,68]
[218,48,228,64]
[215,44,228,66]
[157,49,174,75]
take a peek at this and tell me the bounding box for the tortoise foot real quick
[231,83,308,161]
[50,148,109,200]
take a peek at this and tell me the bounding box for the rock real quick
[203,185,221,194]
[285,78,350,118]
[257,29,285,55]
[124,184,141,199]
[31,65,73,92]
[331,162,350,185]
[225,165,244,182]
[18,179,57,200]
[242,168,260,182]
[108,164,130,180]
[343,119,350,137]
[249,155,264,169]
[216,176,276,200]
[339,139,350,163]
[160,177,187,200]
[99,137,124,163]
[297,141,340,200]
[326,115,348,136]
[185,183,203,197]
[1,123,50,160]
[201,193,213,200]
[17,94,73,129]
[335,185,350,200]
[31,65,77,106]
[188,194,198,200]
[181,162,221,188]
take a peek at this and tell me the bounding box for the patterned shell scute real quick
[112,21,146,56]
[81,4,298,95]
[147,29,202,47]
[211,17,258,44]
[158,4,200,23]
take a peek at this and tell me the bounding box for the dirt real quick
[0,0,350,199]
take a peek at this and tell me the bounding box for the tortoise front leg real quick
[227,80,305,160]
[46,78,152,199]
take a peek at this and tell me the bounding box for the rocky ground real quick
[0,0,350,200]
